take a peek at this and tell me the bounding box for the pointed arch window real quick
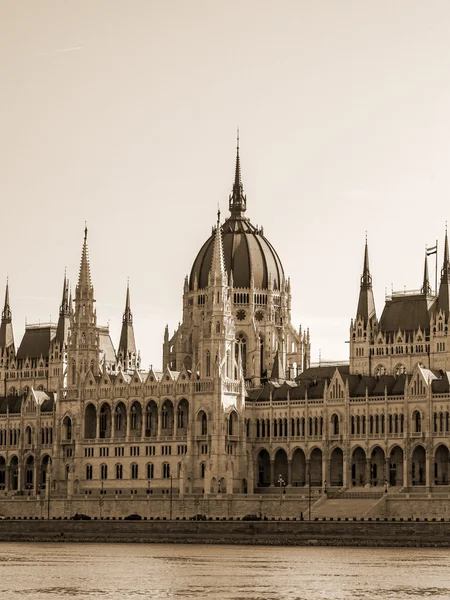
[206,351,211,377]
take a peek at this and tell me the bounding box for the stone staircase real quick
[308,497,382,519]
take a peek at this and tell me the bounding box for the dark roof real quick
[40,392,55,412]
[17,325,56,360]
[296,365,349,382]
[379,293,435,333]
[0,395,23,414]
[189,215,284,291]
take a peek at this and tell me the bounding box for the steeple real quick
[438,226,450,314]
[209,210,227,286]
[77,224,92,294]
[356,236,376,326]
[55,271,70,345]
[270,349,286,383]
[228,130,247,218]
[0,279,14,352]
[118,280,137,372]
[421,254,431,295]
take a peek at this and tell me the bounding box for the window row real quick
[87,462,173,481]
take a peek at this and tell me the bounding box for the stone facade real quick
[1,142,450,513]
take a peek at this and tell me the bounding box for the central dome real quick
[189,140,284,291]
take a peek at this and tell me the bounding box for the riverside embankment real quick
[1,519,450,546]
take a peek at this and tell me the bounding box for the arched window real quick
[206,351,211,377]
[131,463,139,479]
[101,464,108,480]
[331,414,339,435]
[130,406,137,430]
[413,410,421,433]
[26,426,32,445]
[201,412,207,435]
[86,465,93,480]
[162,463,170,479]
[235,334,247,377]
[147,463,154,479]
[115,406,122,431]
[177,406,184,428]
[116,464,123,479]
[201,462,206,478]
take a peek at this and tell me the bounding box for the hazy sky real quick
[2,1,450,369]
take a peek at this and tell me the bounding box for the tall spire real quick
[360,233,372,289]
[0,279,14,352]
[441,225,450,283]
[59,270,70,316]
[228,129,247,218]
[421,253,431,295]
[356,236,376,325]
[77,224,92,292]
[118,280,137,372]
[56,271,70,344]
[2,278,11,322]
[210,212,226,285]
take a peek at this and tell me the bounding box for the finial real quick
[84,222,88,241]
[237,127,239,150]
[217,203,221,224]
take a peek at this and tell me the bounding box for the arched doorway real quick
[291,448,306,486]
[330,447,343,486]
[310,448,322,486]
[274,449,288,485]
[257,449,270,486]
[370,446,385,487]
[389,446,404,487]
[412,445,426,485]
[434,445,449,485]
[351,447,366,487]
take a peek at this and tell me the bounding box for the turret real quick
[438,227,450,315]
[355,236,376,326]
[0,279,14,356]
[117,281,137,372]
[55,271,70,346]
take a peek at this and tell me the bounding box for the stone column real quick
[111,408,116,440]
[126,409,131,441]
[96,414,100,439]
[365,458,371,487]
[157,409,162,441]
[269,460,275,487]
[343,451,349,489]
[384,457,390,488]
[403,447,409,488]
[5,466,9,493]
[426,447,433,489]
[141,411,146,438]
[322,454,328,488]
[287,460,292,487]
[17,464,23,492]
[305,459,310,487]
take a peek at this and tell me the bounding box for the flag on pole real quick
[427,245,437,256]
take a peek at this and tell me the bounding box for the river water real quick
[0,543,449,599]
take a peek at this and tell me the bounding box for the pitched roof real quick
[379,293,436,333]
[17,324,56,360]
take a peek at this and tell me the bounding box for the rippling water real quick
[0,543,449,599]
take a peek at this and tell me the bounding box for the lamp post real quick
[99,481,104,519]
[308,466,312,521]
[47,457,52,520]
[169,475,173,520]
[278,474,285,518]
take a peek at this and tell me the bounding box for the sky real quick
[2,1,450,369]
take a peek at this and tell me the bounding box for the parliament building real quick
[1,141,450,506]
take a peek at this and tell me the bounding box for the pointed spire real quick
[441,224,450,283]
[228,129,247,218]
[123,278,132,324]
[356,236,376,325]
[421,253,431,295]
[210,212,226,284]
[270,349,285,383]
[361,233,372,289]
[0,279,14,351]
[56,271,70,345]
[59,270,70,316]
[118,280,136,372]
[2,278,11,321]
[77,224,92,292]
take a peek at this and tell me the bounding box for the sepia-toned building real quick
[1,140,450,505]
